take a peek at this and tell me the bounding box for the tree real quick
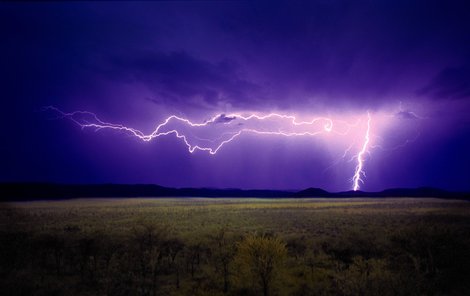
[162,238,185,289]
[235,234,287,296]
[132,223,166,296]
[211,228,235,293]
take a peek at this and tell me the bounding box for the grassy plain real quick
[1,198,469,295]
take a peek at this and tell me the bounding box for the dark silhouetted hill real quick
[293,188,331,197]
[0,183,292,201]
[0,183,468,201]
[297,187,468,199]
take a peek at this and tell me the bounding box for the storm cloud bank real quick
[1,1,469,191]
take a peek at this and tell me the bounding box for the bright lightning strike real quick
[44,106,376,191]
[352,111,371,191]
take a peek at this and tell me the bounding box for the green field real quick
[1,198,470,295]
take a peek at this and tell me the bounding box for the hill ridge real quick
[0,183,468,201]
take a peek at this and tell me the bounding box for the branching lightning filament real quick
[44,106,373,190]
[352,111,371,191]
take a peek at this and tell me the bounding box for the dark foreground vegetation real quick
[1,198,469,295]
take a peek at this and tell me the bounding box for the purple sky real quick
[1,1,470,191]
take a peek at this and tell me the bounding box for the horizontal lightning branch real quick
[43,106,372,190]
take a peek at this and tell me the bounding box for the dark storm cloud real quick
[103,51,262,109]
[212,114,236,124]
[417,64,470,100]
[178,0,470,110]
[4,1,469,111]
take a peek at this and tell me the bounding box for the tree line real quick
[1,222,469,296]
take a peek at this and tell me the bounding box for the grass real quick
[6,198,468,237]
[1,197,469,295]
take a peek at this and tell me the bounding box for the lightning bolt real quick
[352,111,371,191]
[44,106,374,190]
